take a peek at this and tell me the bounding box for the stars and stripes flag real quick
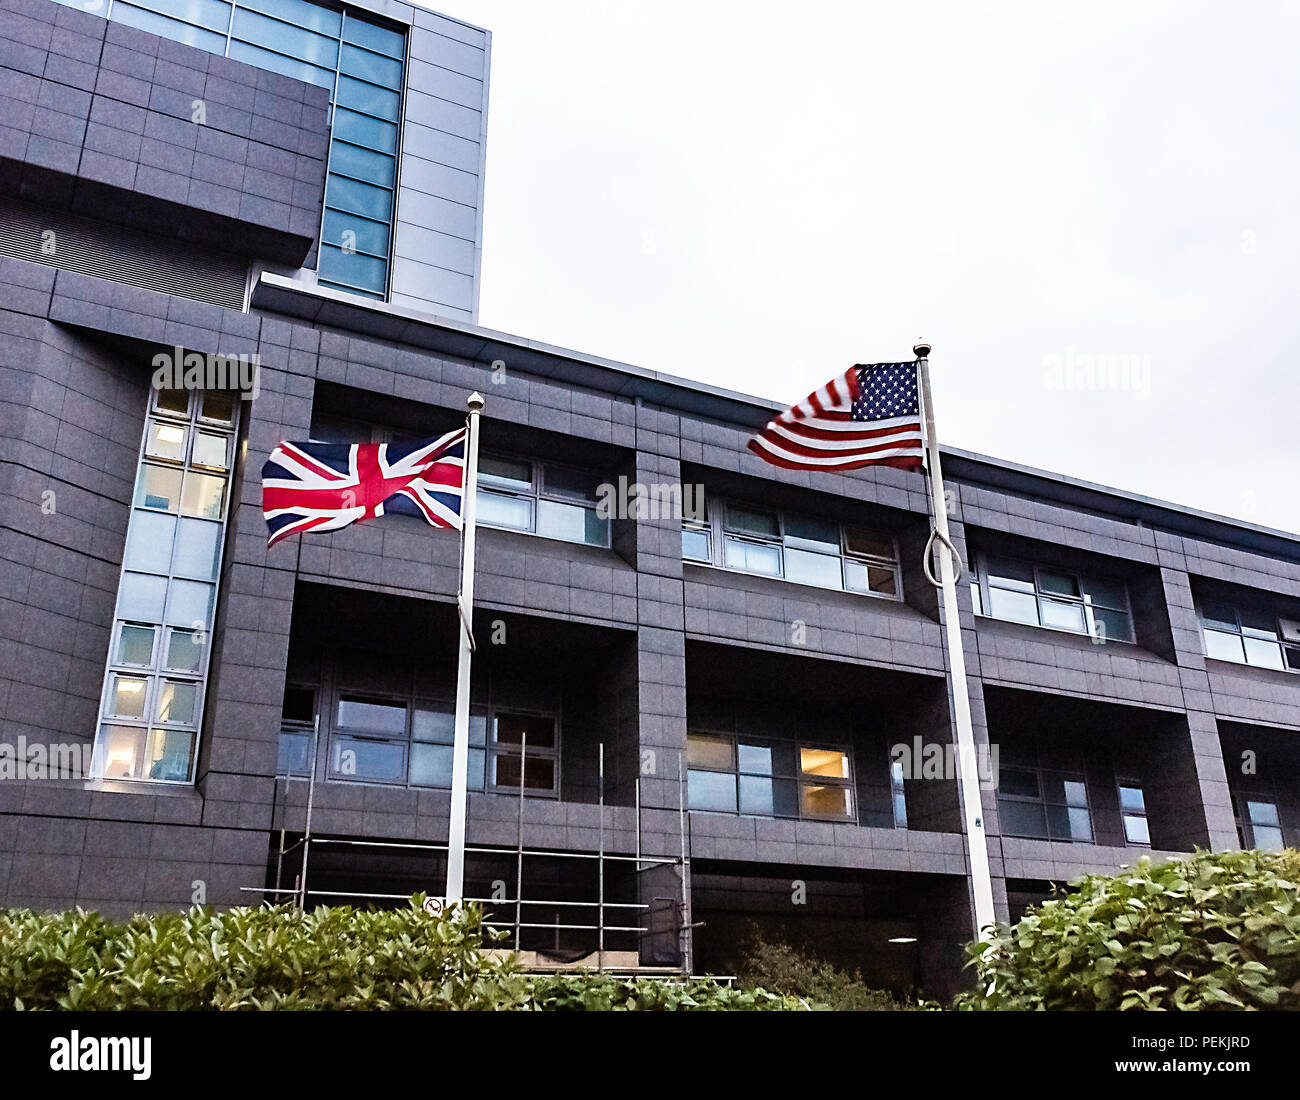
[747,362,925,472]
[261,427,467,548]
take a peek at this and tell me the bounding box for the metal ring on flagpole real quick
[923,526,964,588]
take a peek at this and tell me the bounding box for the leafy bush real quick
[733,924,923,1010]
[0,896,805,1011]
[956,849,1300,1011]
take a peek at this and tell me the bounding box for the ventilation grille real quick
[0,197,248,310]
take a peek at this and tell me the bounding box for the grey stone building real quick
[1,0,1298,997]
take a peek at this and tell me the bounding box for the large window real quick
[55,0,406,300]
[686,733,856,822]
[682,497,900,599]
[1234,793,1285,851]
[1118,781,1151,846]
[1199,600,1300,672]
[477,455,610,548]
[970,554,1134,643]
[93,387,238,783]
[997,768,1093,842]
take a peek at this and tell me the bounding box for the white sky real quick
[445,1,1300,534]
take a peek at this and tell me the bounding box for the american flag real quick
[747,362,925,472]
[261,427,467,548]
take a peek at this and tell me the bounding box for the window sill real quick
[682,559,902,603]
[972,611,1139,648]
[1204,656,1299,678]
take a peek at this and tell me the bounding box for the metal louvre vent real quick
[0,197,248,310]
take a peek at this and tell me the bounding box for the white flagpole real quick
[445,391,484,906]
[914,342,996,939]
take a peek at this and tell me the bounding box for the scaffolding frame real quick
[245,732,695,974]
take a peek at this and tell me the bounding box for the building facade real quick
[2,0,1299,997]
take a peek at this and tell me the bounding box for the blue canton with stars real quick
[852,362,920,422]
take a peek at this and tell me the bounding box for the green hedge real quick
[0,896,806,1011]
[957,849,1300,1010]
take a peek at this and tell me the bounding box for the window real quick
[92,387,238,784]
[54,0,407,301]
[683,495,901,598]
[1118,781,1150,846]
[1234,794,1285,851]
[686,732,855,822]
[477,455,610,548]
[890,759,908,828]
[277,686,317,775]
[1199,600,1300,672]
[997,768,1093,842]
[972,554,1134,642]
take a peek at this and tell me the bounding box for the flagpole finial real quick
[467,391,485,411]
[913,341,931,359]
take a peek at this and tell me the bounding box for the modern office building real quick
[2,0,1299,997]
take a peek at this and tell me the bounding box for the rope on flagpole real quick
[922,525,964,588]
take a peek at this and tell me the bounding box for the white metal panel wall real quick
[390,8,490,320]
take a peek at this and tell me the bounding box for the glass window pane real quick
[333,108,399,154]
[987,557,1035,592]
[282,686,314,723]
[1045,803,1072,839]
[201,391,235,425]
[96,724,148,780]
[1063,780,1089,807]
[227,39,336,89]
[116,624,155,666]
[495,713,556,749]
[413,705,455,744]
[153,387,190,416]
[318,244,388,293]
[124,510,177,574]
[800,784,852,819]
[477,490,532,531]
[1253,825,1285,852]
[241,0,340,35]
[1200,601,1239,631]
[999,768,1039,798]
[479,455,532,491]
[737,743,773,775]
[231,8,339,67]
[1124,814,1151,845]
[723,537,781,577]
[145,419,187,461]
[1091,605,1133,643]
[1067,807,1093,841]
[688,769,737,813]
[843,526,895,560]
[165,629,205,672]
[1038,571,1079,598]
[111,3,228,52]
[337,695,407,735]
[173,518,222,580]
[339,42,403,88]
[277,731,311,775]
[1000,798,1047,838]
[867,565,898,596]
[800,747,849,779]
[322,209,391,257]
[192,431,228,470]
[343,14,406,58]
[336,74,400,120]
[1243,637,1285,670]
[739,775,774,816]
[134,464,183,511]
[1248,800,1280,827]
[180,471,226,520]
[1040,598,1086,633]
[682,527,711,563]
[1204,628,1246,663]
[155,679,197,725]
[1119,785,1146,812]
[118,572,168,622]
[1083,577,1128,609]
[784,547,842,589]
[328,141,396,187]
[495,752,555,791]
[687,734,734,771]
[784,514,839,552]
[725,504,779,538]
[163,580,214,629]
[536,499,606,545]
[130,0,232,31]
[543,465,601,501]
[988,587,1039,626]
[331,737,404,782]
[108,673,149,718]
[409,742,452,787]
[1239,608,1278,637]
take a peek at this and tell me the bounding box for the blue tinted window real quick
[343,15,405,59]
[239,0,340,35]
[228,39,336,89]
[329,141,395,187]
[333,108,398,154]
[231,8,340,68]
[318,244,387,293]
[322,209,390,257]
[336,75,400,120]
[129,0,233,32]
[111,3,229,53]
[324,175,393,221]
[340,43,403,88]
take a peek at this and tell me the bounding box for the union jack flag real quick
[261,427,467,548]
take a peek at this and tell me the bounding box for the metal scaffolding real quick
[245,729,694,974]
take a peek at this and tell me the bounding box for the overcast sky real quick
[445,1,1300,534]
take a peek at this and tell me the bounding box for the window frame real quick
[996,766,1094,843]
[972,552,1135,644]
[682,494,903,600]
[476,452,612,549]
[1117,779,1151,847]
[1197,600,1300,673]
[1232,790,1286,851]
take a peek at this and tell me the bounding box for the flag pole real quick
[445,391,485,906]
[914,342,996,939]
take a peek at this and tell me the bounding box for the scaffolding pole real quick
[297,716,320,911]
[514,728,526,951]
